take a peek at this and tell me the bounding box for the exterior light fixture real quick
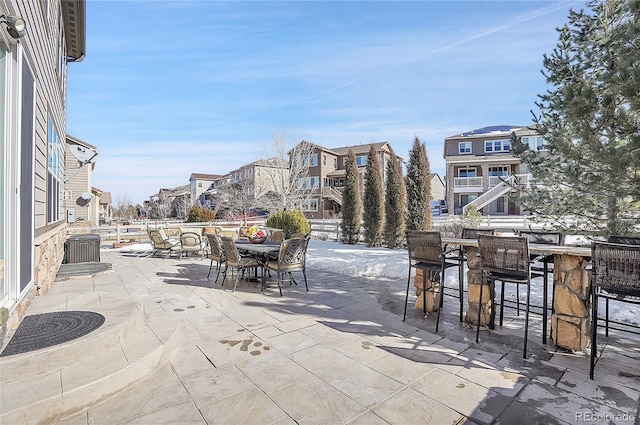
[0,14,27,39]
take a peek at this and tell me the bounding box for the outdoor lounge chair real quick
[148,229,179,258]
[590,241,640,379]
[179,231,205,259]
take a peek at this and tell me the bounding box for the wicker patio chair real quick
[148,229,179,258]
[179,231,205,259]
[263,237,310,296]
[519,230,564,344]
[403,231,458,331]
[205,233,226,283]
[590,241,640,379]
[220,237,262,292]
[476,234,540,358]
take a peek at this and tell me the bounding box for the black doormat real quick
[0,311,105,357]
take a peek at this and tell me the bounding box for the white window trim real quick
[458,142,471,154]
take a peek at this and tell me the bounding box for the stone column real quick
[414,269,441,312]
[551,254,590,350]
[464,246,493,327]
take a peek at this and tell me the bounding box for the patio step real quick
[0,292,181,425]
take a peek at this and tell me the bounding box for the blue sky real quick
[67,0,586,205]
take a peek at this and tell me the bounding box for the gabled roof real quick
[66,134,98,152]
[447,125,524,139]
[331,142,390,156]
[190,173,222,181]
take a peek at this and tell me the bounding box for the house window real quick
[198,182,202,188]
[459,194,478,206]
[301,198,318,212]
[488,166,509,176]
[485,140,511,152]
[457,168,477,178]
[356,156,367,166]
[458,142,471,154]
[47,116,63,223]
[333,157,337,169]
[522,136,546,151]
[322,154,327,166]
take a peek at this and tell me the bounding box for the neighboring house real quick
[64,135,98,225]
[148,185,190,219]
[1,1,86,330]
[199,174,232,211]
[430,173,445,201]
[443,125,543,215]
[228,157,290,199]
[96,189,113,224]
[292,141,397,219]
[189,173,221,207]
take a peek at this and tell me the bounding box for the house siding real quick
[1,0,85,334]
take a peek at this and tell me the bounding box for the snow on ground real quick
[109,240,640,327]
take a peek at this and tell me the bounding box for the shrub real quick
[187,206,215,223]
[266,210,310,238]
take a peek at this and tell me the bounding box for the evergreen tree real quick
[405,137,432,231]
[340,149,362,244]
[384,148,406,248]
[363,145,385,246]
[512,0,640,236]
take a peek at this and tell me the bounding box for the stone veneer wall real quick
[4,226,66,333]
[413,269,441,312]
[551,255,590,351]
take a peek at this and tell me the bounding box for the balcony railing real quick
[453,177,482,189]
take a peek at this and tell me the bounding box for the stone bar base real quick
[463,246,493,326]
[551,254,591,350]
[414,269,441,312]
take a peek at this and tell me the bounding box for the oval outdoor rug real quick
[0,311,105,357]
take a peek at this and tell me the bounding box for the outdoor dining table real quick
[441,237,592,351]
[234,239,282,288]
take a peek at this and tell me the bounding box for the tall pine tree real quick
[340,148,362,244]
[405,137,432,231]
[363,145,385,246]
[384,148,406,248]
[512,0,640,236]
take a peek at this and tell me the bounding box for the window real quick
[256,168,260,176]
[457,168,477,178]
[333,158,337,169]
[488,166,509,176]
[294,153,317,167]
[485,140,511,152]
[297,176,319,189]
[459,142,471,154]
[459,194,478,206]
[47,116,63,223]
[356,156,367,166]
[198,182,202,188]
[522,136,546,151]
[301,199,318,211]
[322,154,327,166]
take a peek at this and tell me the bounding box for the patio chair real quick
[289,232,307,239]
[476,234,542,358]
[220,236,262,292]
[445,228,495,323]
[403,231,458,331]
[148,229,179,258]
[218,229,239,240]
[179,231,205,259]
[590,241,640,379]
[599,235,640,337]
[519,230,564,344]
[263,237,310,296]
[205,233,226,283]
